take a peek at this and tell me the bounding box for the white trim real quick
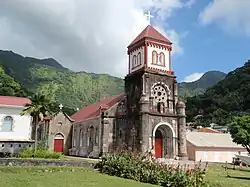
[0,104,26,108]
[153,122,176,138]
[54,133,64,139]
[152,122,176,158]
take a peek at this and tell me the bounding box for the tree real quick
[228,115,250,154]
[21,93,54,151]
[0,66,26,97]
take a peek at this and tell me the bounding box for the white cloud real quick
[0,0,193,77]
[199,0,250,36]
[182,72,204,82]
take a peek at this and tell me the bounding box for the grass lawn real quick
[0,166,156,187]
[0,163,249,187]
[206,163,250,187]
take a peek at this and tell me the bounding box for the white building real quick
[187,131,247,163]
[0,96,34,155]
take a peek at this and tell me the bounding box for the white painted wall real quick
[129,46,144,73]
[194,149,248,163]
[147,46,170,71]
[0,106,32,141]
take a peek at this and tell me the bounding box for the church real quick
[69,24,188,160]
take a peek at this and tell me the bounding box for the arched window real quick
[73,128,76,147]
[88,126,94,147]
[1,116,13,132]
[152,51,158,64]
[157,102,165,113]
[119,130,122,139]
[159,52,165,66]
[79,129,83,147]
[132,55,137,68]
[137,52,141,66]
[95,129,98,144]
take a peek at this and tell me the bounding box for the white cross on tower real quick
[59,104,63,110]
[145,10,153,25]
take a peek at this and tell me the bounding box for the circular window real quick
[152,85,167,103]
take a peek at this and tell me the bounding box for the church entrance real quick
[153,123,175,158]
[54,133,64,153]
[155,130,163,158]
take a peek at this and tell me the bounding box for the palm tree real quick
[21,93,53,151]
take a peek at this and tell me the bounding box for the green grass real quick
[0,163,249,187]
[206,163,250,187]
[0,166,156,187]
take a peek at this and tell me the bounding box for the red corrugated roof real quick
[128,25,172,47]
[0,96,31,107]
[199,128,218,134]
[71,93,125,122]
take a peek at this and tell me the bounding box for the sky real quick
[0,0,250,82]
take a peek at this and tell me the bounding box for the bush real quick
[94,152,209,187]
[18,147,61,159]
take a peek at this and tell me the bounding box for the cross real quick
[145,10,153,25]
[59,104,63,110]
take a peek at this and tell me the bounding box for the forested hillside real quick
[186,60,250,126]
[0,50,225,115]
[178,71,226,100]
[0,66,27,97]
[0,50,124,114]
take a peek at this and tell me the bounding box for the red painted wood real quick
[155,138,162,158]
[54,139,64,153]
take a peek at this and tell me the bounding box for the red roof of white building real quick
[128,25,172,47]
[0,96,31,107]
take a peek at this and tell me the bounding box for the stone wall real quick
[70,117,101,158]
[0,158,94,167]
[0,141,34,155]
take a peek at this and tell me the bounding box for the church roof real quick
[128,25,172,48]
[71,93,125,122]
[0,96,31,107]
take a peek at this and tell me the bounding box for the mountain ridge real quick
[186,59,250,126]
[0,50,226,115]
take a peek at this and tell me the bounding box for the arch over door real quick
[54,133,64,153]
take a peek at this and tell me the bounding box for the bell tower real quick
[125,25,176,115]
[127,25,173,75]
[124,24,188,160]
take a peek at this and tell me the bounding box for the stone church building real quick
[37,106,74,155]
[69,25,188,160]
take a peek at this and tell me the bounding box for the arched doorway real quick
[153,123,175,158]
[54,133,64,153]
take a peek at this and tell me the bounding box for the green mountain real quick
[179,71,226,100]
[0,66,27,97]
[0,50,124,114]
[186,60,250,126]
[0,50,225,115]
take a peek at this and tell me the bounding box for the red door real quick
[155,129,163,158]
[155,138,162,158]
[54,139,64,153]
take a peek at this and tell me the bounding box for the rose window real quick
[151,83,171,113]
[152,85,168,103]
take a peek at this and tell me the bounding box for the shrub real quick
[94,152,209,187]
[18,147,61,159]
